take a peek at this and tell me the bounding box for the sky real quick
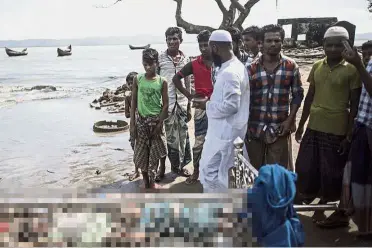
[0,0,372,40]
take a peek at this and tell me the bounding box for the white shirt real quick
[206,56,250,140]
[158,50,190,111]
[200,56,250,190]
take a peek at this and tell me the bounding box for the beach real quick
[0,44,317,188]
[0,44,202,188]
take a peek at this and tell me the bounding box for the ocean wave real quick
[0,85,108,108]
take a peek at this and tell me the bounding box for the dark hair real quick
[165,27,183,40]
[142,48,159,63]
[362,40,372,50]
[226,26,242,43]
[261,24,285,41]
[242,26,261,41]
[126,72,138,83]
[197,30,211,43]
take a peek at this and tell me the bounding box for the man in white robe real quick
[193,30,250,193]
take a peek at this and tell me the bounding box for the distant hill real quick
[0,34,198,48]
[355,33,372,41]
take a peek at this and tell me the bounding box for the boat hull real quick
[129,44,150,50]
[57,48,72,57]
[5,48,28,57]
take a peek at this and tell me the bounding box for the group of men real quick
[128,24,372,236]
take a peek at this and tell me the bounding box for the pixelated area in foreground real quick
[0,190,253,247]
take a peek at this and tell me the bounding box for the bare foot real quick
[128,171,140,181]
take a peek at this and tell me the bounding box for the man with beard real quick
[193,30,250,193]
[157,27,192,181]
[246,24,304,171]
[242,26,262,66]
[295,26,361,223]
[172,30,213,185]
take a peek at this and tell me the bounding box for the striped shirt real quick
[247,54,304,138]
[158,50,190,111]
[355,61,372,129]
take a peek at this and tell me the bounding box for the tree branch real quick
[215,0,228,14]
[173,0,215,34]
[230,0,245,12]
[233,0,260,29]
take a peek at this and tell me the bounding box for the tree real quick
[100,0,261,34]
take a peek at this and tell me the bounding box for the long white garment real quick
[200,57,250,192]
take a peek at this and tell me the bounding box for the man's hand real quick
[295,126,304,143]
[278,119,292,136]
[342,47,363,67]
[187,103,192,122]
[193,99,208,110]
[338,139,350,155]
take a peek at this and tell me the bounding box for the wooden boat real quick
[57,45,72,57]
[129,44,150,50]
[5,47,28,57]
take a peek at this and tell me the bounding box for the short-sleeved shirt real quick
[308,58,362,136]
[247,54,304,138]
[137,74,164,117]
[355,61,372,129]
[158,50,189,112]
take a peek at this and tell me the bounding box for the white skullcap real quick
[209,30,232,42]
[324,26,349,39]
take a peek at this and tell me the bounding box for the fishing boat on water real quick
[129,44,150,50]
[5,47,28,57]
[57,45,72,57]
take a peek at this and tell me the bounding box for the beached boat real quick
[129,44,150,50]
[5,47,28,57]
[57,45,72,57]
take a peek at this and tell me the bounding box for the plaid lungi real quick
[133,114,167,180]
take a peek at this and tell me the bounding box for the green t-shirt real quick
[307,58,362,136]
[137,74,163,117]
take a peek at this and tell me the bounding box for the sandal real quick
[316,211,350,228]
[171,168,191,177]
[185,174,199,185]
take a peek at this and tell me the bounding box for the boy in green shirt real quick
[130,49,169,189]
